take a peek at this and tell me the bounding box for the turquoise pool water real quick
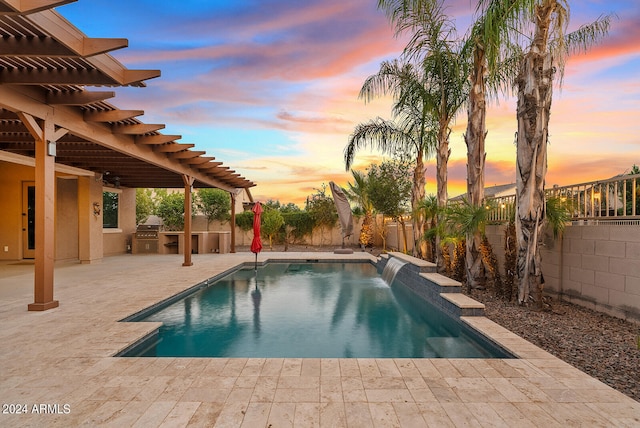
[122,262,508,358]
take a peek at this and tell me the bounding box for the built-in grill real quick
[133,224,160,253]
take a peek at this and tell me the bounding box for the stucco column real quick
[78,175,104,264]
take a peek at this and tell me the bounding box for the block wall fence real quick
[485,224,640,324]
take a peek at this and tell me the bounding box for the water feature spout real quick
[381,257,408,285]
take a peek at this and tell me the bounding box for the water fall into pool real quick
[119,262,510,358]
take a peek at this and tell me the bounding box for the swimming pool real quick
[120,262,511,358]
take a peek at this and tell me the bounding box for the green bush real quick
[235,211,254,231]
[156,192,186,230]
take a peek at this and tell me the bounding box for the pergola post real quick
[230,190,236,253]
[18,113,67,311]
[182,175,194,266]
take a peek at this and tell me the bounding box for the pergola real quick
[0,0,255,311]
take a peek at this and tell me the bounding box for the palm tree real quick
[483,0,612,306]
[345,60,436,258]
[345,169,375,248]
[377,0,469,267]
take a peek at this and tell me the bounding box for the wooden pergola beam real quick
[1,0,76,14]
[0,35,127,57]
[46,90,115,105]
[112,123,164,134]
[84,109,143,122]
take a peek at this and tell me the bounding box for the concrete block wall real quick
[486,224,640,323]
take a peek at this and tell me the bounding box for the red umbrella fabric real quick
[250,202,263,254]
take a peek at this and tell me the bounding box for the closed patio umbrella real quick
[250,202,263,270]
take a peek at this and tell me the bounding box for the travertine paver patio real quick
[1,253,639,427]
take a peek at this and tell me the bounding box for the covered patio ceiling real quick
[0,0,255,191]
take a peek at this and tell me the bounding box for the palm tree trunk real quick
[464,41,487,291]
[412,151,427,258]
[435,121,450,271]
[515,2,554,308]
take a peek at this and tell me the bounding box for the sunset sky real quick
[59,1,640,206]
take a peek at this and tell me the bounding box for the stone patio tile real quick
[537,402,614,426]
[180,386,231,403]
[415,402,455,427]
[156,376,197,401]
[394,359,421,377]
[485,377,532,402]
[505,377,552,402]
[368,402,401,427]
[344,402,374,427]
[202,358,230,376]
[411,359,441,378]
[447,359,483,378]
[240,358,265,377]
[365,388,414,403]
[301,359,321,376]
[212,402,247,428]
[466,359,505,378]
[281,358,303,376]
[362,376,406,390]
[511,403,563,428]
[464,402,510,428]
[185,402,223,427]
[392,402,428,428]
[238,402,270,427]
[586,402,640,424]
[222,359,248,377]
[320,376,343,403]
[260,358,284,376]
[273,387,320,403]
[454,388,509,403]
[250,376,278,403]
[430,359,462,378]
[339,358,361,377]
[488,402,537,427]
[278,375,320,389]
[341,377,367,402]
[234,375,259,389]
[320,358,340,377]
[428,386,461,403]
[403,376,428,391]
[440,401,482,427]
[319,402,346,427]
[79,400,132,426]
[293,403,320,427]
[357,358,381,377]
[227,388,255,404]
[375,359,402,377]
[267,402,295,427]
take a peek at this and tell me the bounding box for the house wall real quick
[0,160,136,262]
[56,178,79,261]
[103,187,136,257]
[0,162,31,259]
[486,224,640,323]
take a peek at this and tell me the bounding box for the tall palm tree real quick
[484,0,612,306]
[345,60,437,257]
[377,0,469,267]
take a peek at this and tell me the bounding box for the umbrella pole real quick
[254,252,258,271]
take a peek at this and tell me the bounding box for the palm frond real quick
[344,118,417,170]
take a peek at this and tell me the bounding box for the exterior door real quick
[22,181,35,259]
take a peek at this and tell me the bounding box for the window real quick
[103,191,119,229]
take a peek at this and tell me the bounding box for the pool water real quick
[123,263,508,358]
